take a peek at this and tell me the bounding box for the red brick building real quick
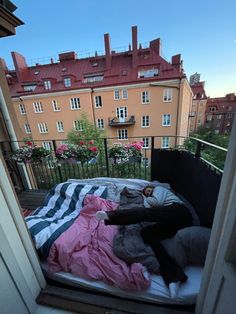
[205,93,236,134]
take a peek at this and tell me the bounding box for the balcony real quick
[108,115,136,127]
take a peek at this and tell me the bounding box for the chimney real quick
[132,26,138,68]
[104,33,112,69]
[11,52,29,82]
[0,58,8,71]
[171,54,182,72]
[59,51,77,62]
[150,38,161,56]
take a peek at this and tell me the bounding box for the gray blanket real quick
[113,187,209,274]
[113,187,161,273]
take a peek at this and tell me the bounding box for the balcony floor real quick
[18,189,48,211]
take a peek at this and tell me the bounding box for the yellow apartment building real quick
[2,26,192,150]
[189,81,207,133]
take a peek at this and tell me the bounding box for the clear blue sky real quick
[1,0,235,97]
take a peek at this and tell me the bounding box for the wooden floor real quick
[17,189,49,210]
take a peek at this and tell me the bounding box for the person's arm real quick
[146,196,160,207]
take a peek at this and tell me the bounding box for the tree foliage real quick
[184,126,230,170]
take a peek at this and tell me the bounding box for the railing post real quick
[150,136,155,181]
[52,140,63,182]
[195,140,202,158]
[104,138,110,177]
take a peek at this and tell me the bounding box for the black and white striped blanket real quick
[25,182,107,258]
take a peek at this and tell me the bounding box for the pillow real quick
[162,226,211,268]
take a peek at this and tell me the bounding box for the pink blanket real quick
[47,195,150,291]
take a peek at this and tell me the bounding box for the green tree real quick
[67,113,105,149]
[184,126,229,170]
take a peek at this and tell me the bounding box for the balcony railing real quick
[0,136,227,191]
[108,115,135,127]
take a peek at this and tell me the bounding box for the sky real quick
[0,0,235,97]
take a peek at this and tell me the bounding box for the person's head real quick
[143,185,154,197]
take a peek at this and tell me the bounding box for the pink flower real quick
[26,141,33,146]
[79,141,85,145]
[88,140,94,145]
[89,146,98,152]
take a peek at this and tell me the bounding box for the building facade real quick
[205,93,236,134]
[2,26,192,150]
[189,81,208,133]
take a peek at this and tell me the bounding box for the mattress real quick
[43,264,202,305]
[42,177,202,305]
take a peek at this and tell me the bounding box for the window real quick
[141,115,150,127]
[138,69,158,78]
[83,75,104,83]
[227,113,233,118]
[142,137,150,148]
[162,114,171,126]
[209,107,216,112]
[116,107,127,118]
[33,102,43,113]
[122,89,128,99]
[141,91,150,104]
[217,114,222,119]
[95,96,102,108]
[52,100,60,111]
[23,84,37,91]
[44,80,51,90]
[42,141,52,151]
[64,78,72,87]
[24,123,31,134]
[162,137,170,148]
[97,118,104,129]
[73,120,83,131]
[57,121,64,132]
[19,103,26,115]
[206,114,213,121]
[114,90,120,100]
[163,89,172,102]
[216,121,221,127]
[70,98,80,110]
[38,123,48,133]
[117,129,128,140]
[226,121,231,127]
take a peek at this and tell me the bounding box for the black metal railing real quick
[108,115,135,126]
[0,135,228,190]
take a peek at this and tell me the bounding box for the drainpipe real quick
[90,88,96,127]
[0,88,32,189]
[175,78,182,147]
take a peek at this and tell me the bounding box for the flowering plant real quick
[108,141,143,164]
[12,141,51,163]
[55,141,98,163]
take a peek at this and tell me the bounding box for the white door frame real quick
[117,107,127,123]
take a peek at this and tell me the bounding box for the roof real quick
[6,47,184,97]
[191,82,207,99]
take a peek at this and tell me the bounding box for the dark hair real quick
[142,185,155,195]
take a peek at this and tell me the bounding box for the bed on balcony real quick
[25,175,214,306]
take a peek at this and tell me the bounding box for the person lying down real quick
[96,184,193,298]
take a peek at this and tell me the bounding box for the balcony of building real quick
[108,115,136,127]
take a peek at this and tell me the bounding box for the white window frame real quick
[141,115,150,128]
[52,100,60,111]
[116,107,128,118]
[117,129,128,140]
[138,69,158,78]
[94,96,102,108]
[97,118,104,129]
[122,89,128,99]
[33,102,43,113]
[142,137,150,149]
[141,91,150,104]
[70,98,80,110]
[38,123,48,134]
[19,103,26,115]
[163,88,172,102]
[44,80,51,90]
[24,123,31,134]
[64,77,72,87]
[114,90,120,100]
[42,141,52,151]
[73,120,83,131]
[56,121,64,133]
[162,137,170,148]
[162,114,171,126]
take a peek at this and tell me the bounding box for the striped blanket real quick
[25,182,107,258]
